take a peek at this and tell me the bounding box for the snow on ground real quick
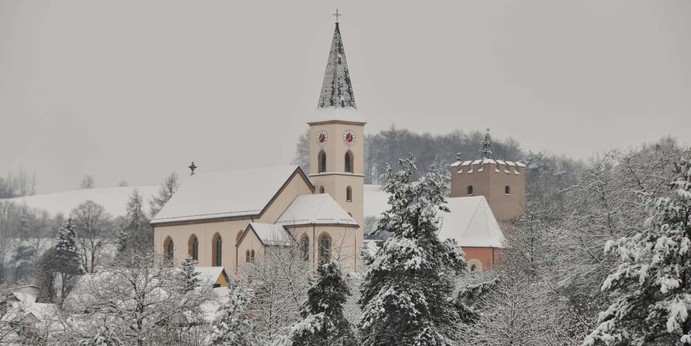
[1,185,160,218]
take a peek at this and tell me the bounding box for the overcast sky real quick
[1,0,689,193]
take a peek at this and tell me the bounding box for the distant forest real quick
[292,126,582,201]
[293,126,526,184]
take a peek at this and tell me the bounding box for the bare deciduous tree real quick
[71,201,112,273]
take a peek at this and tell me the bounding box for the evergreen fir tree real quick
[211,284,254,345]
[55,218,83,304]
[179,256,201,294]
[359,156,466,345]
[290,261,355,346]
[583,157,691,345]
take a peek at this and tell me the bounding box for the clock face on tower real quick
[343,129,355,146]
[317,129,328,145]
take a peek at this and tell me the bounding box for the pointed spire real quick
[318,11,356,109]
[479,129,494,159]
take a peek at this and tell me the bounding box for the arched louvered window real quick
[164,237,174,261]
[318,151,327,173]
[212,233,222,266]
[188,235,199,261]
[345,151,354,173]
[299,235,309,261]
[467,185,474,195]
[346,186,352,202]
[318,233,332,263]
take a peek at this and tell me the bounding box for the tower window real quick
[188,234,199,261]
[505,185,511,195]
[345,151,354,173]
[164,237,174,261]
[346,186,352,202]
[212,233,222,267]
[467,185,474,195]
[319,186,325,194]
[318,150,327,173]
[318,233,332,263]
[300,234,309,261]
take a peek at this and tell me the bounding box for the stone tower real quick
[449,130,526,222]
[308,19,365,244]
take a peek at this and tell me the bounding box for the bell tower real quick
[308,15,365,239]
[449,130,526,222]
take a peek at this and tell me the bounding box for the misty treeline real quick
[0,173,179,287]
[0,167,37,198]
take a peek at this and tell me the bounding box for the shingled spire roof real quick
[318,21,356,109]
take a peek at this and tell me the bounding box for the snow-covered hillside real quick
[0,185,159,217]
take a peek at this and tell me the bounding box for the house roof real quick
[194,267,229,286]
[152,166,310,225]
[438,196,505,248]
[246,223,295,247]
[277,194,358,227]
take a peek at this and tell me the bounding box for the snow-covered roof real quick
[194,267,228,286]
[247,223,295,247]
[438,196,505,248]
[1,185,159,218]
[363,186,504,248]
[277,194,358,227]
[152,166,306,225]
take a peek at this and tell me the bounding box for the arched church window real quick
[319,186,325,194]
[345,151,354,173]
[318,151,327,173]
[467,185,474,195]
[346,186,352,202]
[164,237,174,261]
[299,235,309,261]
[318,233,332,263]
[212,233,222,266]
[505,185,511,195]
[250,250,256,262]
[188,235,199,261]
[246,250,251,263]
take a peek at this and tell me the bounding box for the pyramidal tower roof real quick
[318,16,356,109]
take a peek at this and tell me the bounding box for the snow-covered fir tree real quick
[359,156,466,345]
[290,260,355,346]
[179,256,201,294]
[583,156,691,345]
[211,284,255,346]
[55,218,82,304]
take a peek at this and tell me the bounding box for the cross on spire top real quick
[333,9,341,23]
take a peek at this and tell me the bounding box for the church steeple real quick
[318,12,356,109]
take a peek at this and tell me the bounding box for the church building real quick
[151,16,524,274]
